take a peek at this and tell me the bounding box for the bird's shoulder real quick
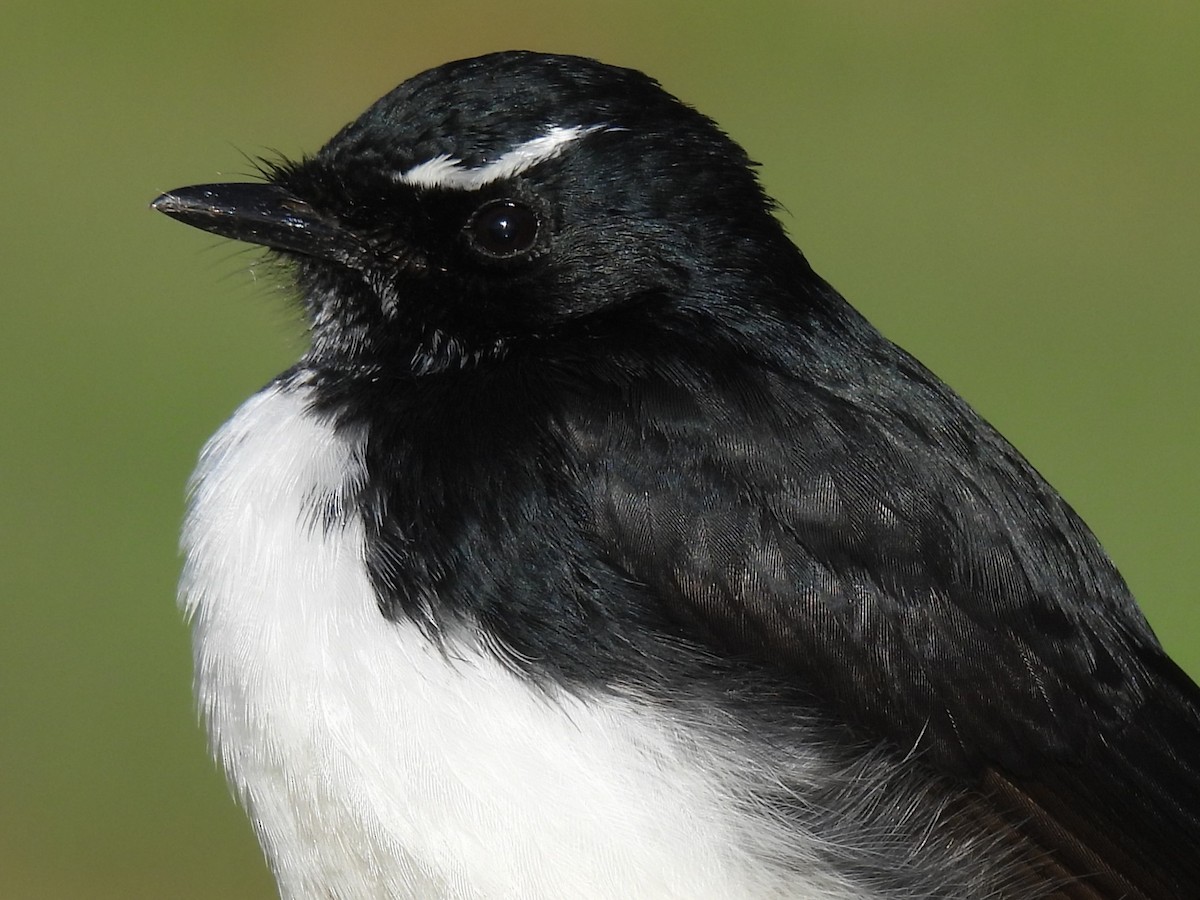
[550,333,1174,772]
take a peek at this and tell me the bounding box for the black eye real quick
[466,199,540,260]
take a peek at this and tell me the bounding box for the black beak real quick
[151,182,362,265]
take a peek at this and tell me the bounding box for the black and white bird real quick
[153,51,1200,899]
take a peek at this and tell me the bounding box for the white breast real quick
[178,381,878,900]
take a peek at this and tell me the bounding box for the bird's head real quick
[153,51,816,377]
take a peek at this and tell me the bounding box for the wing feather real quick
[564,345,1200,897]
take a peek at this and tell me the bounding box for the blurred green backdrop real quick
[2,2,1197,897]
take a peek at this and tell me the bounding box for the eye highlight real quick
[466,199,540,260]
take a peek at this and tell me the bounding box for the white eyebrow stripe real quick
[395,124,607,190]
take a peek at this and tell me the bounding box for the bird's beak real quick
[151,183,360,265]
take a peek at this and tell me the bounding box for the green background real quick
[3,3,1197,897]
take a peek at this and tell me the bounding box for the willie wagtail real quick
[153,51,1200,899]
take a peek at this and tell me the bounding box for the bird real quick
[152,51,1200,899]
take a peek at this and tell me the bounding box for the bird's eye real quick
[466,199,540,260]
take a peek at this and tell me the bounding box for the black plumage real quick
[155,51,1200,898]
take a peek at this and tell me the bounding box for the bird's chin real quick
[407,328,511,377]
